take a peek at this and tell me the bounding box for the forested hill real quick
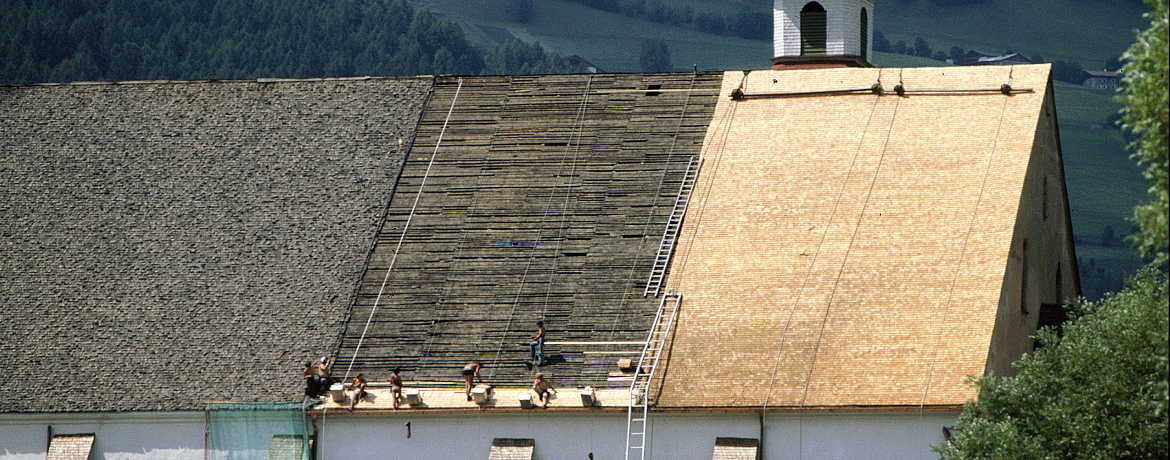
[0,0,577,84]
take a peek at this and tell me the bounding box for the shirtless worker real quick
[303,361,319,400]
[388,368,403,410]
[529,321,547,367]
[314,357,333,395]
[462,361,484,401]
[346,374,368,412]
[531,373,557,408]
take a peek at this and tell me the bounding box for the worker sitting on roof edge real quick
[532,372,557,409]
[304,360,318,400]
[313,356,333,396]
[346,374,367,412]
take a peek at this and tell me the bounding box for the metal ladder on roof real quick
[644,157,701,297]
[625,292,682,460]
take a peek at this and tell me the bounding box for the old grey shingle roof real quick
[1,77,432,412]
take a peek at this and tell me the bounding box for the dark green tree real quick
[914,36,932,57]
[1107,55,1124,71]
[893,39,908,55]
[0,0,580,84]
[874,31,891,52]
[505,0,536,23]
[1120,0,1169,263]
[483,39,576,75]
[936,270,1169,458]
[732,8,770,40]
[694,12,726,35]
[1053,59,1088,83]
[639,39,671,73]
[949,45,967,63]
[1103,224,1118,247]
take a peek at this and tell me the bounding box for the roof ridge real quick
[0,75,429,88]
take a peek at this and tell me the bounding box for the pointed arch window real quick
[860,8,869,60]
[801,2,828,56]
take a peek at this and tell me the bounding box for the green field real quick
[1051,81,1148,297]
[877,0,1147,68]
[417,0,768,71]
[1053,82,1146,239]
[410,0,1151,297]
[426,0,1148,69]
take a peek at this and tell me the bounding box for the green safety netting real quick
[208,402,311,460]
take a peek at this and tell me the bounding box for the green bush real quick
[937,269,1169,459]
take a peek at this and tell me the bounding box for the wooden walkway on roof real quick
[333,73,723,388]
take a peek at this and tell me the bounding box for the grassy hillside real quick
[877,0,1146,68]
[426,0,1147,70]
[1052,81,1147,297]
[411,0,1149,298]
[626,0,1147,68]
[417,0,763,71]
[417,0,953,71]
[1054,82,1146,239]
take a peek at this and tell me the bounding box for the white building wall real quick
[318,411,957,460]
[774,1,802,57]
[0,412,204,460]
[773,0,875,59]
[2,410,955,460]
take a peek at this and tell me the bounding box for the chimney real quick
[772,0,875,69]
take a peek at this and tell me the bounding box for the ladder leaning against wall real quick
[625,292,682,460]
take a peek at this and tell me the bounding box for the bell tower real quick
[772,0,875,68]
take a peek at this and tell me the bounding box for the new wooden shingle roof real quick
[1,77,431,412]
[654,64,1058,409]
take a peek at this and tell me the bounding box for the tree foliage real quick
[914,37,933,58]
[504,0,537,24]
[1052,59,1088,84]
[561,0,769,40]
[0,0,578,84]
[937,269,1169,459]
[639,39,671,73]
[875,31,892,53]
[483,39,573,75]
[1119,0,1169,264]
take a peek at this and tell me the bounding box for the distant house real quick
[1082,70,1121,90]
[565,55,602,73]
[957,50,1033,66]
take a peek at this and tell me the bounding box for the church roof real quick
[654,64,1055,409]
[2,65,1062,414]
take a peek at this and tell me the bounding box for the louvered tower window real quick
[801,2,828,56]
[860,8,868,60]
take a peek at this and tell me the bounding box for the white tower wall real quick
[774,0,875,60]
